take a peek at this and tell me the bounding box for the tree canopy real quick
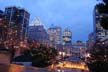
[23,45,58,68]
[100,16,108,30]
[96,3,108,30]
[96,3,106,13]
[87,42,108,72]
[103,0,108,4]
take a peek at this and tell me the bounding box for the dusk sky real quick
[0,0,98,42]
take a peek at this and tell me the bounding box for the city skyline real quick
[0,0,98,42]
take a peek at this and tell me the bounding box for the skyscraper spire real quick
[32,17,41,26]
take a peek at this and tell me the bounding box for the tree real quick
[103,0,108,4]
[97,0,108,4]
[87,42,108,72]
[0,19,8,48]
[29,45,58,68]
[96,3,108,30]
[100,16,108,30]
[23,49,31,56]
[96,3,106,13]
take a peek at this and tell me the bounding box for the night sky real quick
[0,0,98,42]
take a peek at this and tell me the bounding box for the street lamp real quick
[85,53,91,62]
[59,51,62,60]
[86,53,90,58]
[59,51,66,61]
[62,52,65,60]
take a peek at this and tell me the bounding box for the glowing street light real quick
[86,53,91,58]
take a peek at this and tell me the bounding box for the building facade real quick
[0,10,4,18]
[63,28,72,45]
[5,6,30,41]
[62,28,72,56]
[93,5,108,41]
[48,26,62,45]
[0,10,8,49]
[72,40,86,59]
[28,17,50,46]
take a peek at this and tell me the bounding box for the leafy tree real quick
[87,42,108,72]
[96,3,108,30]
[97,0,108,4]
[0,19,8,48]
[23,49,31,56]
[100,16,108,30]
[28,45,58,68]
[96,3,106,13]
[103,0,108,4]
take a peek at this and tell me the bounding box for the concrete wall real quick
[0,51,11,64]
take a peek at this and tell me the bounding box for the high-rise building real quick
[48,26,62,45]
[28,17,49,46]
[72,40,86,60]
[93,5,108,41]
[5,6,30,41]
[0,10,8,48]
[0,10,4,18]
[62,28,72,56]
[63,28,72,45]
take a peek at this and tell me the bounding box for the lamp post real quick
[62,52,65,61]
[85,53,91,63]
[59,51,66,61]
[59,51,62,60]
